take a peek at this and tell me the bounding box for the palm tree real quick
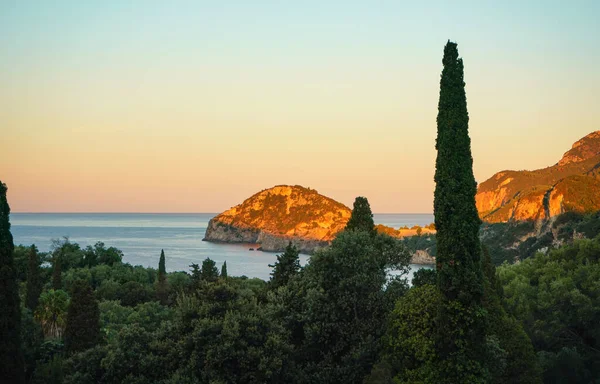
[35,289,70,339]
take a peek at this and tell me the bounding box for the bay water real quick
[11,213,434,281]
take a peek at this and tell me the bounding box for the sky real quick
[1,1,599,213]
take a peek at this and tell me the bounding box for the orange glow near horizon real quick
[1,2,598,213]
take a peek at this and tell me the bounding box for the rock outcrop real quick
[203,185,352,254]
[204,185,436,264]
[476,131,600,222]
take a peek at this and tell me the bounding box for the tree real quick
[268,242,300,289]
[481,247,541,383]
[411,268,437,288]
[52,255,62,290]
[297,231,411,382]
[499,238,600,381]
[344,196,376,235]
[35,290,70,339]
[189,263,201,291]
[220,261,228,279]
[200,258,219,283]
[384,284,442,383]
[433,41,487,382]
[156,249,168,305]
[26,245,43,311]
[0,181,25,383]
[64,280,100,353]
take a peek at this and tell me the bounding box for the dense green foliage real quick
[345,196,376,234]
[433,41,487,382]
[295,230,411,382]
[498,237,600,382]
[64,280,100,354]
[0,181,25,383]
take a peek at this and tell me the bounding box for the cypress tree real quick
[345,196,376,235]
[433,41,487,382]
[26,245,43,311]
[52,255,62,290]
[0,181,25,383]
[156,249,168,305]
[64,279,100,354]
[221,261,228,279]
[268,242,300,289]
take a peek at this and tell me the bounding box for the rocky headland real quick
[203,185,352,254]
[476,131,600,223]
[203,185,435,264]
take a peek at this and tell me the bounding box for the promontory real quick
[203,185,352,254]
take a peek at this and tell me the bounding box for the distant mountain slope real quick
[203,185,352,253]
[476,131,600,222]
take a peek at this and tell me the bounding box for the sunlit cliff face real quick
[476,131,600,223]
[209,185,351,241]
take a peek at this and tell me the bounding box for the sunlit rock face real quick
[203,185,352,253]
[476,131,600,223]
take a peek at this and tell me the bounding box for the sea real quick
[10,213,434,281]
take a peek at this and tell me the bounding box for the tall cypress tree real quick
[26,245,43,311]
[433,41,486,382]
[220,261,228,279]
[0,181,25,383]
[52,254,62,290]
[345,196,376,235]
[156,249,168,305]
[64,279,100,354]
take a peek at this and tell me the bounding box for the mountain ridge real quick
[476,130,600,223]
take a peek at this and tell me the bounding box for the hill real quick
[476,131,600,222]
[203,185,352,253]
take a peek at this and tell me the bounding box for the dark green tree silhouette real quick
[189,263,201,291]
[220,261,228,279]
[268,242,300,289]
[64,279,100,354]
[26,245,43,311]
[156,249,168,305]
[0,181,24,383]
[345,196,376,235]
[200,258,219,282]
[433,41,487,382]
[52,254,62,290]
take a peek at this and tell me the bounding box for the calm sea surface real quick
[11,213,434,281]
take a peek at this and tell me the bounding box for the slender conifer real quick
[156,249,168,305]
[221,261,228,279]
[64,280,100,353]
[0,181,25,383]
[433,41,486,382]
[26,245,42,311]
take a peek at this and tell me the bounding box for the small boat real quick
[249,248,254,251]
